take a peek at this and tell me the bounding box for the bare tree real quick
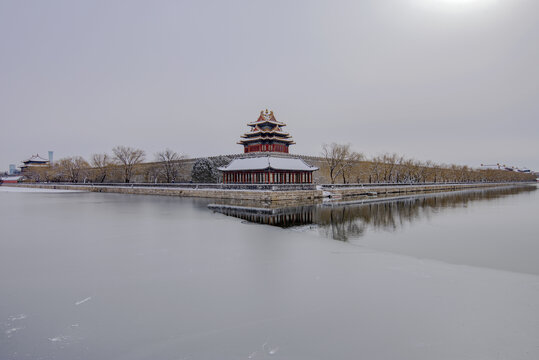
[144,164,161,183]
[341,152,363,183]
[56,156,89,183]
[112,146,146,183]
[155,149,185,183]
[26,166,54,183]
[91,153,112,183]
[368,157,383,183]
[321,143,363,184]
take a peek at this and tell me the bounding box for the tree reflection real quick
[317,186,536,241]
[210,186,536,241]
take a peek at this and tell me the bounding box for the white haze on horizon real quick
[0,0,538,171]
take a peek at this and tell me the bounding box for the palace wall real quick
[128,153,329,184]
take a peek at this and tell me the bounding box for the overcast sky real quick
[1,0,538,171]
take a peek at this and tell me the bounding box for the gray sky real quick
[1,0,538,171]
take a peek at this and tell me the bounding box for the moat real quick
[1,184,538,360]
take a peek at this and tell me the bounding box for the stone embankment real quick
[3,182,534,201]
[4,183,318,201]
[319,182,529,198]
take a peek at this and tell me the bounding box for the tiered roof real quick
[238,110,295,146]
[22,154,49,165]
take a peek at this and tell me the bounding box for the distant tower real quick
[238,110,296,153]
[219,110,318,184]
[9,164,16,175]
[48,151,54,165]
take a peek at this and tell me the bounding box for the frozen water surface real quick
[1,185,538,359]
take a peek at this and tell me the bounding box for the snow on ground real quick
[0,186,84,193]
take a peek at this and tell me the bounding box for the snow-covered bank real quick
[0,186,84,193]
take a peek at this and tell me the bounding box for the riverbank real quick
[1,182,534,201]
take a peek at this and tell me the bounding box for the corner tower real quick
[238,109,296,153]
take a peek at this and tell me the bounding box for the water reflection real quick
[210,185,537,241]
[207,204,315,227]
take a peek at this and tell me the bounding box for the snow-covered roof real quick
[246,110,286,127]
[23,154,49,163]
[238,136,295,144]
[247,119,286,127]
[218,156,318,172]
[1,176,23,181]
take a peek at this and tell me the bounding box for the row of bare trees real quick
[25,146,186,183]
[22,142,534,184]
[321,143,536,184]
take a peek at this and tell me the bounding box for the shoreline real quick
[1,182,535,201]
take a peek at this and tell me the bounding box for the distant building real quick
[9,164,17,175]
[1,176,23,184]
[20,154,50,173]
[219,110,318,184]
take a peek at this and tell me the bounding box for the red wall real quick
[244,144,289,153]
